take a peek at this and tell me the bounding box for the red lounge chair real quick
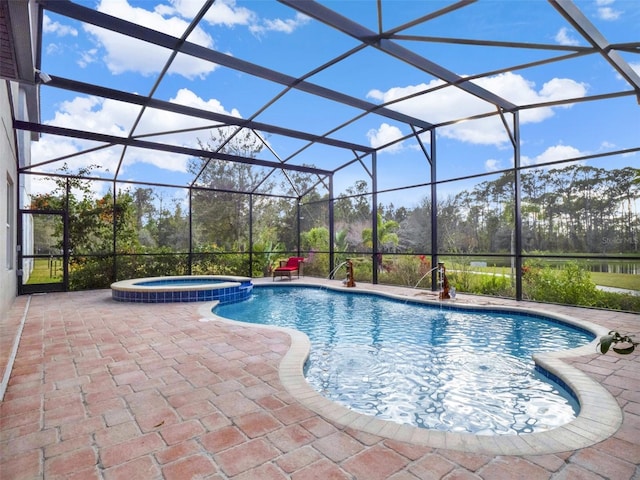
[272,257,304,280]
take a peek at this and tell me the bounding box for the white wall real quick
[0,81,19,318]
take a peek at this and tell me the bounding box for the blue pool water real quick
[214,286,595,435]
[135,278,226,286]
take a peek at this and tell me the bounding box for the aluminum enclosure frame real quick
[3,0,639,299]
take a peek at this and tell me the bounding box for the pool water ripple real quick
[214,286,594,435]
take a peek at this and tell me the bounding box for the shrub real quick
[378,255,426,287]
[116,251,189,279]
[297,251,329,277]
[524,261,599,307]
[69,256,114,290]
[191,252,247,275]
[473,272,513,296]
[593,291,640,312]
[445,259,474,292]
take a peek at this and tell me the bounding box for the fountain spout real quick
[414,265,440,289]
[328,261,348,280]
[344,259,356,288]
[438,262,450,299]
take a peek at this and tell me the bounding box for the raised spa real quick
[111,275,253,304]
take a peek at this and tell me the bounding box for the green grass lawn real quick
[25,258,63,284]
[590,272,640,291]
[451,264,640,292]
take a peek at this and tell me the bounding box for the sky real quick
[32,0,640,208]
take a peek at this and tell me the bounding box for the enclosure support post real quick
[188,189,193,275]
[111,180,117,285]
[430,130,439,292]
[63,180,70,291]
[513,111,523,300]
[328,175,335,276]
[249,194,254,277]
[371,152,378,284]
[296,201,302,259]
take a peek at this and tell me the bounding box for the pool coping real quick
[110,274,251,292]
[199,282,623,455]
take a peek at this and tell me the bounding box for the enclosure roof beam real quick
[14,120,333,176]
[551,0,640,102]
[38,0,433,131]
[280,0,517,111]
[43,75,373,153]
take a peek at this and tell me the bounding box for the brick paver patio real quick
[1,279,638,479]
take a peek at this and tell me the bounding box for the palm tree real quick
[362,212,399,252]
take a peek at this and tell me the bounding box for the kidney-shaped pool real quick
[214,285,596,435]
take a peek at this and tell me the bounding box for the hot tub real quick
[110,275,253,304]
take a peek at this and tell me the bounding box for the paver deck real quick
[1,278,638,479]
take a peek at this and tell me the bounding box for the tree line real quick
[388,164,639,256]
[26,122,638,295]
[29,164,638,262]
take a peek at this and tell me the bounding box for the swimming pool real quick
[215,285,595,435]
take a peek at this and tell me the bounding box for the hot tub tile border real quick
[111,275,253,304]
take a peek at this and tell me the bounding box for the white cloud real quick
[366,123,405,153]
[597,7,622,20]
[555,27,580,46]
[204,0,256,26]
[77,49,98,69]
[48,96,136,137]
[30,133,120,179]
[170,88,241,118]
[43,14,78,37]
[595,0,623,19]
[521,144,584,167]
[45,43,62,56]
[485,159,501,171]
[26,172,109,200]
[250,12,310,35]
[34,96,136,175]
[480,144,585,174]
[163,0,256,27]
[35,88,249,175]
[133,88,243,137]
[536,78,588,104]
[441,116,509,145]
[83,0,216,78]
[367,72,587,146]
[82,0,305,76]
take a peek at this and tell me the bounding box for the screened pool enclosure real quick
[6,0,639,307]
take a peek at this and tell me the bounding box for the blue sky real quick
[33,0,639,208]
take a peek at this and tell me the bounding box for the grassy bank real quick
[590,272,640,291]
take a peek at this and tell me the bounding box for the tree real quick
[334,180,370,224]
[362,212,399,252]
[398,197,431,252]
[277,169,328,252]
[29,165,139,255]
[190,128,270,250]
[132,187,155,232]
[301,227,330,252]
[154,199,189,251]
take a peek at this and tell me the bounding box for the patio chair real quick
[272,257,304,281]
